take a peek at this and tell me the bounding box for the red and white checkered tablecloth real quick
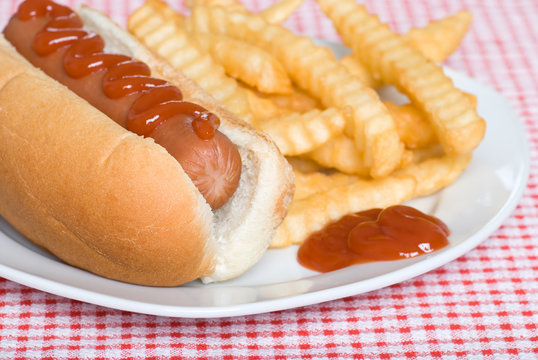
[1,0,537,358]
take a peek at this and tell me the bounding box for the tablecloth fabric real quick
[0,0,537,358]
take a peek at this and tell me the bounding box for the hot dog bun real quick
[0,6,294,286]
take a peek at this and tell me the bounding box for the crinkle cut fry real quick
[186,0,248,13]
[339,10,473,89]
[193,32,293,95]
[128,0,255,124]
[316,0,485,156]
[259,0,304,24]
[307,134,370,175]
[188,0,303,24]
[187,5,404,179]
[271,154,471,248]
[259,108,346,156]
[293,169,358,201]
[405,10,472,63]
[308,100,439,173]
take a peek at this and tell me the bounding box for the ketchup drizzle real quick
[19,0,219,139]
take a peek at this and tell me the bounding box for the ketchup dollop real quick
[297,205,450,272]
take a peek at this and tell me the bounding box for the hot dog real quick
[4,0,241,210]
[0,0,294,286]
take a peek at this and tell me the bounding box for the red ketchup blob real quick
[297,205,450,273]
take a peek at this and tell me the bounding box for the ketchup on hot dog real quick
[3,0,242,210]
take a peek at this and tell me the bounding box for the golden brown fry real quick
[383,101,437,149]
[265,87,320,113]
[294,169,358,201]
[403,155,472,197]
[187,6,404,178]
[193,32,292,94]
[272,174,409,247]
[404,10,473,63]
[128,1,255,124]
[260,0,304,24]
[186,0,248,13]
[189,0,302,24]
[307,134,370,176]
[466,92,478,107]
[131,0,184,25]
[285,156,324,173]
[245,86,319,121]
[188,0,302,24]
[338,54,381,88]
[317,0,485,156]
[408,144,445,164]
[259,108,346,156]
[237,84,320,128]
[337,10,472,89]
[383,92,476,150]
[307,100,442,173]
[271,154,471,247]
[127,0,184,42]
[245,89,295,120]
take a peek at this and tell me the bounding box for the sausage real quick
[3,0,242,210]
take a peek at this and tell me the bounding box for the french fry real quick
[307,134,370,176]
[405,10,473,63]
[338,10,473,89]
[408,144,445,164]
[294,170,358,201]
[271,154,471,247]
[187,5,405,178]
[307,133,417,175]
[338,54,381,88]
[316,0,485,156]
[466,92,478,107]
[185,0,248,13]
[259,108,346,156]
[264,87,320,113]
[187,0,302,24]
[383,101,437,149]
[128,0,183,30]
[128,0,255,124]
[260,0,304,24]
[243,85,319,122]
[286,156,324,173]
[245,89,295,120]
[384,92,477,150]
[193,32,292,94]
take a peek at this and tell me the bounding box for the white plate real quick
[0,42,530,318]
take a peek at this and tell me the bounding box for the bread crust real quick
[0,6,294,286]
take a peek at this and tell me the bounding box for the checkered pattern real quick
[1,0,537,358]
